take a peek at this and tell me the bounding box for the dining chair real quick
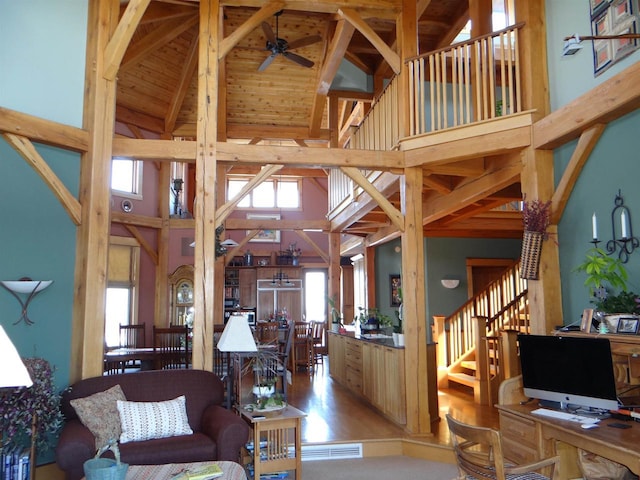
[292,321,313,371]
[445,414,559,480]
[310,321,326,368]
[119,323,146,372]
[153,325,189,370]
[255,321,280,345]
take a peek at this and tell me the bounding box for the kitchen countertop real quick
[328,327,404,348]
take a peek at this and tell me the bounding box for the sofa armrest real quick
[55,419,97,480]
[201,405,250,462]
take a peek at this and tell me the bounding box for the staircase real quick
[433,260,529,405]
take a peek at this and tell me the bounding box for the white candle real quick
[592,213,598,240]
[621,210,628,238]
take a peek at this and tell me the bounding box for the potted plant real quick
[327,295,342,332]
[393,288,404,346]
[574,247,639,332]
[0,357,64,479]
[520,197,552,280]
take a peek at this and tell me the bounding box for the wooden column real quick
[516,0,560,334]
[71,0,119,381]
[192,0,220,371]
[328,231,341,324]
[401,166,432,433]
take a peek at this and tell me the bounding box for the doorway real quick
[304,270,327,322]
[466,258,516,297]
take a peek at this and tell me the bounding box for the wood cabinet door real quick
[239,268,257,307]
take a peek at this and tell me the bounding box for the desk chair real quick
[446,414,559,480]
[153,326,190,370]
[119,323,146,372]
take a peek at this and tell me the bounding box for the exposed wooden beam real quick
[2,133,82,225]
[551,124,606,224]
[338,8,401,74]
[0,107,88,152]
[309,19,356,135]
[104,0,152,80]
[533,61,640,150]
[295,230,330,263]
[124,224,159,264]
[219,1,285,58]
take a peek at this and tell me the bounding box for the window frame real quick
[226,175,302,210]
[111,157,143,200]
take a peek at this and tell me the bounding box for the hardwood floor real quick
[286,355,501,447]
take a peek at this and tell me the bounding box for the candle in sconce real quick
[621,210,628,238]
[592,212,598,240]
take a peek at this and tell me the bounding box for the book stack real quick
[1,448,30,480]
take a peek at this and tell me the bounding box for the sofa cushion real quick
[117,395,193,443]
[69,384,126,449]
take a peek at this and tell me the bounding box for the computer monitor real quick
[518,334,619,412]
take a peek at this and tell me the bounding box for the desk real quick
[497,403,640,479]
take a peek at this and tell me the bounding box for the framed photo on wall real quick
[390,274,402,307]
[247,214,281,242]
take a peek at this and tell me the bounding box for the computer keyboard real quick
[531,408,600,424]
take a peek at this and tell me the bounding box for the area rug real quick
[301,455,459,480]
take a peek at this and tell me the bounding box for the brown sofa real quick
[55,369,250,480]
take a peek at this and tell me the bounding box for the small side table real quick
[239,405,307,480]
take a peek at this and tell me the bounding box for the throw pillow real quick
[70,384,127,449]
[117,395,193,443]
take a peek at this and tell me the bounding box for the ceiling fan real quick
[258,11,322,71]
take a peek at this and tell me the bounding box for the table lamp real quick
[217,314,257,352]
[0,325,33,388]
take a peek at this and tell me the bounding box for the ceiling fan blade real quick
[258,53,278,71]
[261,22,277,45]
[282,52,314,68]
[286,35,322,51]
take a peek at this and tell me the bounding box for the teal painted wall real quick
[374,237,521,337]
[0,0,86,403]
[546,1,640,325]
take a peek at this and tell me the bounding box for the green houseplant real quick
[574,247,640,331]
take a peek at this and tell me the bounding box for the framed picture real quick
[581,308,595,332]
[616,316,639,334]
[247,214,281,243]
[390,274,402,307]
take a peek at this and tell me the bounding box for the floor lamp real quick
[217,315,257,407]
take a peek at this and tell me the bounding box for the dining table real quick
[104,346,192,371]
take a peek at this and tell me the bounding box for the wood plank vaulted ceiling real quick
[115,0,524,242]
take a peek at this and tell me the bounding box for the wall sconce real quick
[562,33,640,57]
[0,278,53,325]
[441,279,460,289]
[170,178,184,217]
[591,190,638,263]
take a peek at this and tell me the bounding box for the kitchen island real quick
[328,330,406,425]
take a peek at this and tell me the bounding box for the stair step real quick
[448,372,476,387]
[461,360,476,371]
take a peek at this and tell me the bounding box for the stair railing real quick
[433,259,529,402]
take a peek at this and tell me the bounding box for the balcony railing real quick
[348,23,524,154]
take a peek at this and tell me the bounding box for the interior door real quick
[466,258,516,297]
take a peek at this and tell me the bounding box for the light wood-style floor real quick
[286,355,501,447]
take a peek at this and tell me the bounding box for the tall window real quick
[352,254,366,312]
[111,158,143,198]
[227,177,301,209]
[305,270,327,322]
[105,237,140,348]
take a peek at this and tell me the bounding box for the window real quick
[111,158,142,198]
[305,270,327,322]
[105,237,140,348]
[227,177,301,209]
[352,254,366,312]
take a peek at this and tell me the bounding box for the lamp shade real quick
[217,314,258,352]
[0,325,33,388]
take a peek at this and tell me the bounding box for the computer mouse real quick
[581,423,599,429]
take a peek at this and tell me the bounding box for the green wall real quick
[0,1,87,394]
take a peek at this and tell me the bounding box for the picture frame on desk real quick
[616,316,640,334]
[581,308,595,333]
